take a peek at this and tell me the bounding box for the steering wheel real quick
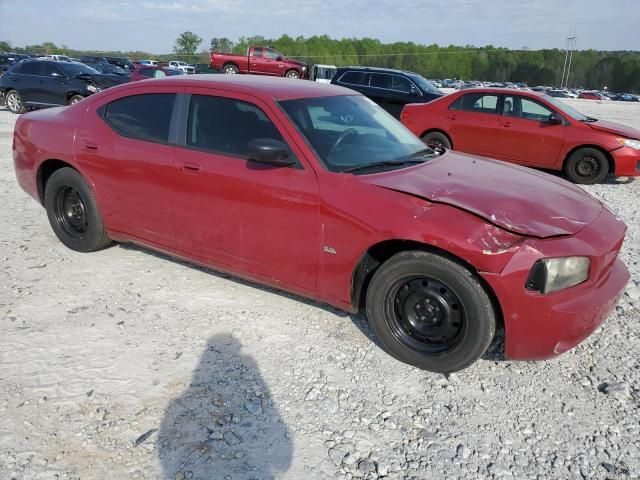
[329,128,358,157]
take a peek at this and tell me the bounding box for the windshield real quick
[542,94,589,121]
[59,62,99,76]
[407,73,442,94]
[94,63,128,75]
[279,95,432,173]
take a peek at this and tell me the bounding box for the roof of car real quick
[450,87,546,97]
[116,74,358,100]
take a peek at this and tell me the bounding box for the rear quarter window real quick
[338,71,366,85]
[100,93,176,143]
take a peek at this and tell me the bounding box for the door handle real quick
[83,142,98,151]
[182,162,201,172]
[446,115,456,120]
[502,121,512,128]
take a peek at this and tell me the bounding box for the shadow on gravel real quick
[157,334,292,480]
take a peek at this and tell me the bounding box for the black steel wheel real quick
[366,251,495,372]
[564,147,609,184]
[389,276,465,354]
[44,167,112,252]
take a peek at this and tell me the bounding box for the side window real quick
[369,73,391,89]
[391,75,413,93]
[339,71,365,85]
[140,68,154,77]
[42,63,64,77]
[18,62,42,75]
[265,49,280,60]
[520,97,554,121]
[460,93,499,114]
[251,47,264,58]
[102,94,176,143]
[186,95,286,158]
[503,95,518,117]
[448,96,463,110]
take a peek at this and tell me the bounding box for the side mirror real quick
[545,113,563,125]
[51,72,62,77]
[410,86,420,97]
[276,56,284,61]
[247,139,295,167]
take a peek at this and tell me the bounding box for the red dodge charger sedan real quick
[12,76,630,372]
[400,88,640,184]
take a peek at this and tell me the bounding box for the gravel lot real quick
[1,98,639,480]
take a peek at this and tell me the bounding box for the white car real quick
[138,59,159,66]
[168,61,195,74]
[46,54,71,62]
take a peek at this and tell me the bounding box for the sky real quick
[1,0,639,53]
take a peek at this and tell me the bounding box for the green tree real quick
[210,37,234,53]
[0,40,11,52]
[174,31,202,61]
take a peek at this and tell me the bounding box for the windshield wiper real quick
[579,117,598,122]
[342,159,427,173]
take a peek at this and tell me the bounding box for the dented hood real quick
[360,151,602,238]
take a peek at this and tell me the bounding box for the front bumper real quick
[481,208,629,360]
[611,146,640,177]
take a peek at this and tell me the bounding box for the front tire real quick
[564,148,609,184]
[285,70,300,79]
[5,90,26,114]
[68,94,84,105]
[44,168,112,252]
[366,251,495,373]
[421,131,452,150]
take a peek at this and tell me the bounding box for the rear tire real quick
[564,148,609,184]
[44,168,112,252]
[222,64,239,74]
[365,251,495,373]
[68,94,84,105]
[421,131,452,150]
[5,90,26,114]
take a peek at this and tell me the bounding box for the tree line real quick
[3,35,639,92]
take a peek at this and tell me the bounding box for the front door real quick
[171,89,320,293]
[38,63,69,105]
[496,95,567,166]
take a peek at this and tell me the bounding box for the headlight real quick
[301,66,307,71]
[525,256,590,294]
[616,138,640,150]
[87,85,101,93]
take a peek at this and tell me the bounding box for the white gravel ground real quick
[0,98,639,480]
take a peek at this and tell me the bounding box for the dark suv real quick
[0,59,128,113]
[331,66,444,118]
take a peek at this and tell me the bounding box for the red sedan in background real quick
[12,76,629,372]
[129,65,184,82]
[578,91,606,100]
[401,88,640,184]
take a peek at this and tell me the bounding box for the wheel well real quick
[562,145,615,174]
[350,239,503,327]
[37,159,76,203]
[66,92,82,101]
[420,129,453,148]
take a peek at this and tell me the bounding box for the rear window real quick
[338,71,366,85]
[101,94,176,143]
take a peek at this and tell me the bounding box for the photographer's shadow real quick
[157,335,292,480]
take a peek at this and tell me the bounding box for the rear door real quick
[496,94,566,166]
[248,47,268,75]
[446,92,504,157]
[171,89,320,292]
[9,61,43,104]
[74,90,178,245]
[366,73,393,114]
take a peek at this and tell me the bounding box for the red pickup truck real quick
[210,46,308,79]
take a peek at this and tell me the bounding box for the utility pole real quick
[560,36,577,88]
